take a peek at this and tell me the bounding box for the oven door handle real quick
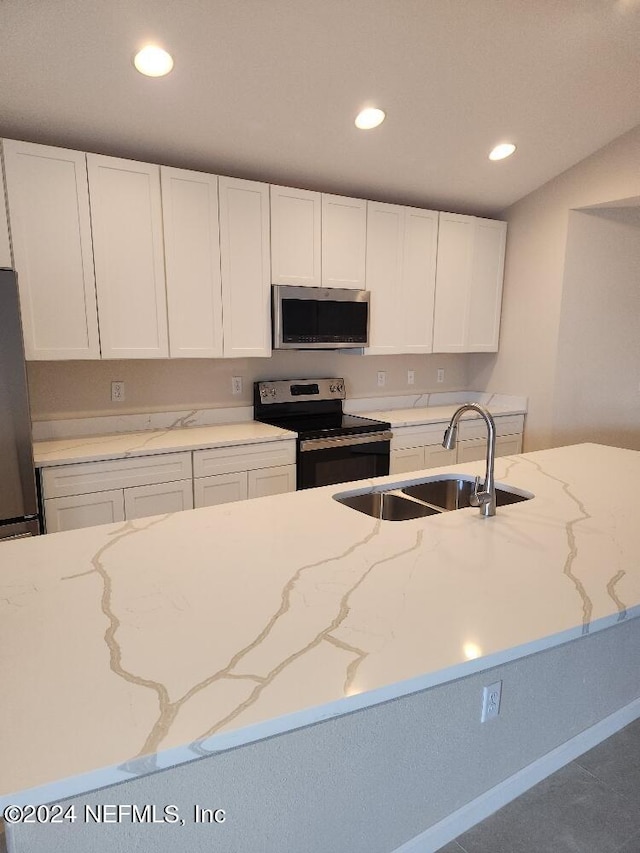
[300,430,393,452]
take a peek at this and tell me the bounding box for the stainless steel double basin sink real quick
[333,476,533,521]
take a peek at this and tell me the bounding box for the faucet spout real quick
[442,403,497,517]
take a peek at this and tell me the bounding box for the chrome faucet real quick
[443,403,497,517]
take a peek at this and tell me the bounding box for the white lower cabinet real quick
[389,415,524,475]
[193,472,248,508]
[44,490,126,533]
[193,441,296,508]
[124,480,193,520]
[456,433,523,464]
[248,465,296,499]
[42,452,193,533]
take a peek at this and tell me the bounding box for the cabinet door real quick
[466,219,507,352]
[402,208,438,354]
[87,154,168,358]
[2,140,100,359]
[124,479,193,520]
[193,472,248,508]
[365,201,403,354]
[270,185,321,286]
[161,167,223,358]
[456,437,487,464]
[423,445,457,468]
[390,446,425,475]
[247,465,296,499]
[0,166,12,267]
[496,434,522,457]
[44,490,125,533]
[432,212,474,353]
[321,194,366,288]
[218,177,271,357]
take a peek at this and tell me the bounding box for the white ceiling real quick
[1,0,640,216]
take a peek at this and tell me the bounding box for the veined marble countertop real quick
[1,443,638,810]
[32,397,525,468]
[33,421,296,467]
[356,402,524,428]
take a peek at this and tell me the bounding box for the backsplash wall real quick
[27,352,473,421]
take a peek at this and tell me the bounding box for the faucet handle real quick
[470,476,492,507]
[469,476,482,507]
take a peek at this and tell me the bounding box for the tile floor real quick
[439,717,640,853]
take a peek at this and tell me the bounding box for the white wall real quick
[470,123,640,451]
[552,208,640,450]
[26,351,472,421]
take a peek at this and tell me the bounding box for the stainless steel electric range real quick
[254,378,392,490]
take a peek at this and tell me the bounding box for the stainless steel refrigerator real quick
[0,268,41,540]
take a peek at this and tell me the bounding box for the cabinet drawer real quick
[193,440,296,477]
[391,422,447,450]
[41,452,193,498]
[457,414,524,441]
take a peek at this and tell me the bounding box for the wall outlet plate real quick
[377,371,386,388]
[111,381,125,403]
[437,368,445,383]
[231,376,243,395]
[481,680,502,722]
[407,370,415,385]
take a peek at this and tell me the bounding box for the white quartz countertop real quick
[33,421,296,467]
[1,443,639,809]
[356,402,525,428]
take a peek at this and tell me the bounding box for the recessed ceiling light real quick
[134,45,174,77]
[355,107,386,130]
[489,142,516,161]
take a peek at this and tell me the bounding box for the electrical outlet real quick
[407,370,415,386]
[377,371,386,388]
[231,376,243,395]
[111,381,125,403]
[437,368,445,384]
[481,680,502,722]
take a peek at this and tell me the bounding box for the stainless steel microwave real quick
[272,285,370,350]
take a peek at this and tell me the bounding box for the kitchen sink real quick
[402,477,532,510]
[333,475,533,520]
[334,491,441,521]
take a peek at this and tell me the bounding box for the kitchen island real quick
[1,443,640,853]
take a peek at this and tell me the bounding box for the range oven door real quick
[297,431,392,490]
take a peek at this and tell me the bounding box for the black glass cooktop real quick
[256,412,390,440]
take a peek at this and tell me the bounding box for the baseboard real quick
[393,696,640,853]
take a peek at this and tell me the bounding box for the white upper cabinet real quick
[160,167,223,358]
[321,193,367,288]
[218,176,271,358]
[270,185,321,287]
[365,202,403,354]
[366,202,438,355]
[2,139,100,359]
[466,217,507,351]
[432,213,506,353]
[87,154,168,359]
[0,165,11,267]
